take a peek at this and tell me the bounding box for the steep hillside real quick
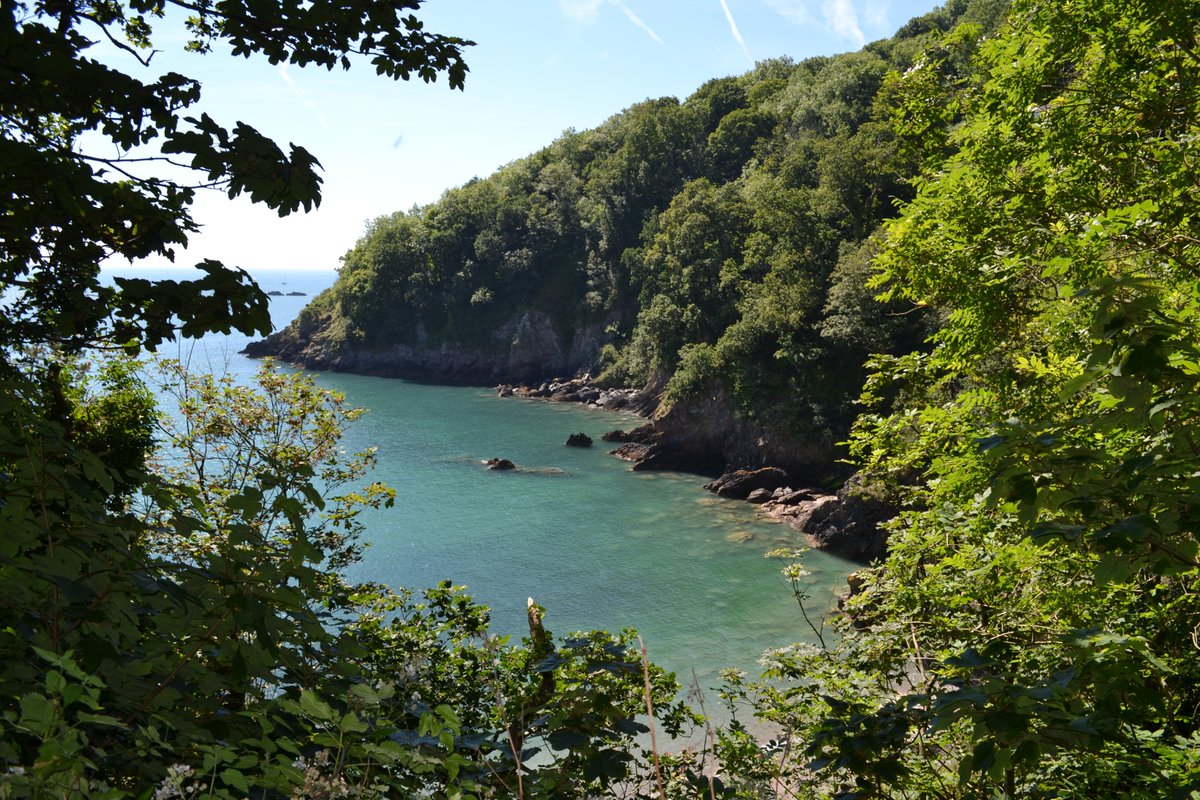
[247,0,1006,480]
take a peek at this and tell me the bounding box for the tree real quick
[717,1,1200,797]
[0,0,471,353]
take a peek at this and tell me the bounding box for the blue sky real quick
[115,0,944,273]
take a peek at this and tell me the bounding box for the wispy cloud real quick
[719,0,753,65]
[864,0,889,29]
[763,0,814,27]
[559,0,604,22]
[822,0,865,46]
[766,0,869,46]
[613,0,665,45]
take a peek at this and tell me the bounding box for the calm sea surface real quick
[131,267,855,697]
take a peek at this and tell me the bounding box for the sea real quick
[128,266,856,708]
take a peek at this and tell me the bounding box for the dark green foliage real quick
[1,0,469,354]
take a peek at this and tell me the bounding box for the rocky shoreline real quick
[493,375,893,564]
[246,325,892,563]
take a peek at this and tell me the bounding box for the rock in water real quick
[799,477,895,562]
[703,467,790,499]
[486,458,516,471]
[746,488,774,504]
[565,432,593,448]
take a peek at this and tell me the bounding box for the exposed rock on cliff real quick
[798,477,894,563]
[245,310,596,385]
[751,475,893,563]
[597,382,845,479]
[505,311,567,382]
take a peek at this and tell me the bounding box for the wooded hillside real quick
[252,0,1007,478]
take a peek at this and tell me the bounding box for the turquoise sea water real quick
[140,267,855,697]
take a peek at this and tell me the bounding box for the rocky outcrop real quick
[501,377,650,412]
[752,476,895,563]
[703,467,892,562]
[483,458,569,476]
[606,423,723,473]
[565,433,593,448]
[526,380,842,479]
[703,467,790,500]
[799,478,895,562]
[506,311,566,381]
[649,384,844,479]
[746,488,774,504]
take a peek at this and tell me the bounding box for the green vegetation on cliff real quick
[265,0,1007,467]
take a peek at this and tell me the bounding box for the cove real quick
[152,267,856,695]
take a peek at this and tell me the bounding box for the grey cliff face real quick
[507,311,566,382]
[245,308,600,385]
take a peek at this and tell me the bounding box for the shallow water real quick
[140,267,855,697]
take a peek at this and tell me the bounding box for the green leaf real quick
[18,693,56,733]
[76,712,126,728]
[340,711,368,733]
[221,767,250,792]
[1093,553,1135,584]
[45,670,66,695]
[297,689,336,722]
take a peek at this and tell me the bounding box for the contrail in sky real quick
[718,0,753,65]
[277,66,329,128]
[613,0,665,45]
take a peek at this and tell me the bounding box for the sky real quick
[108,0,945,273]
